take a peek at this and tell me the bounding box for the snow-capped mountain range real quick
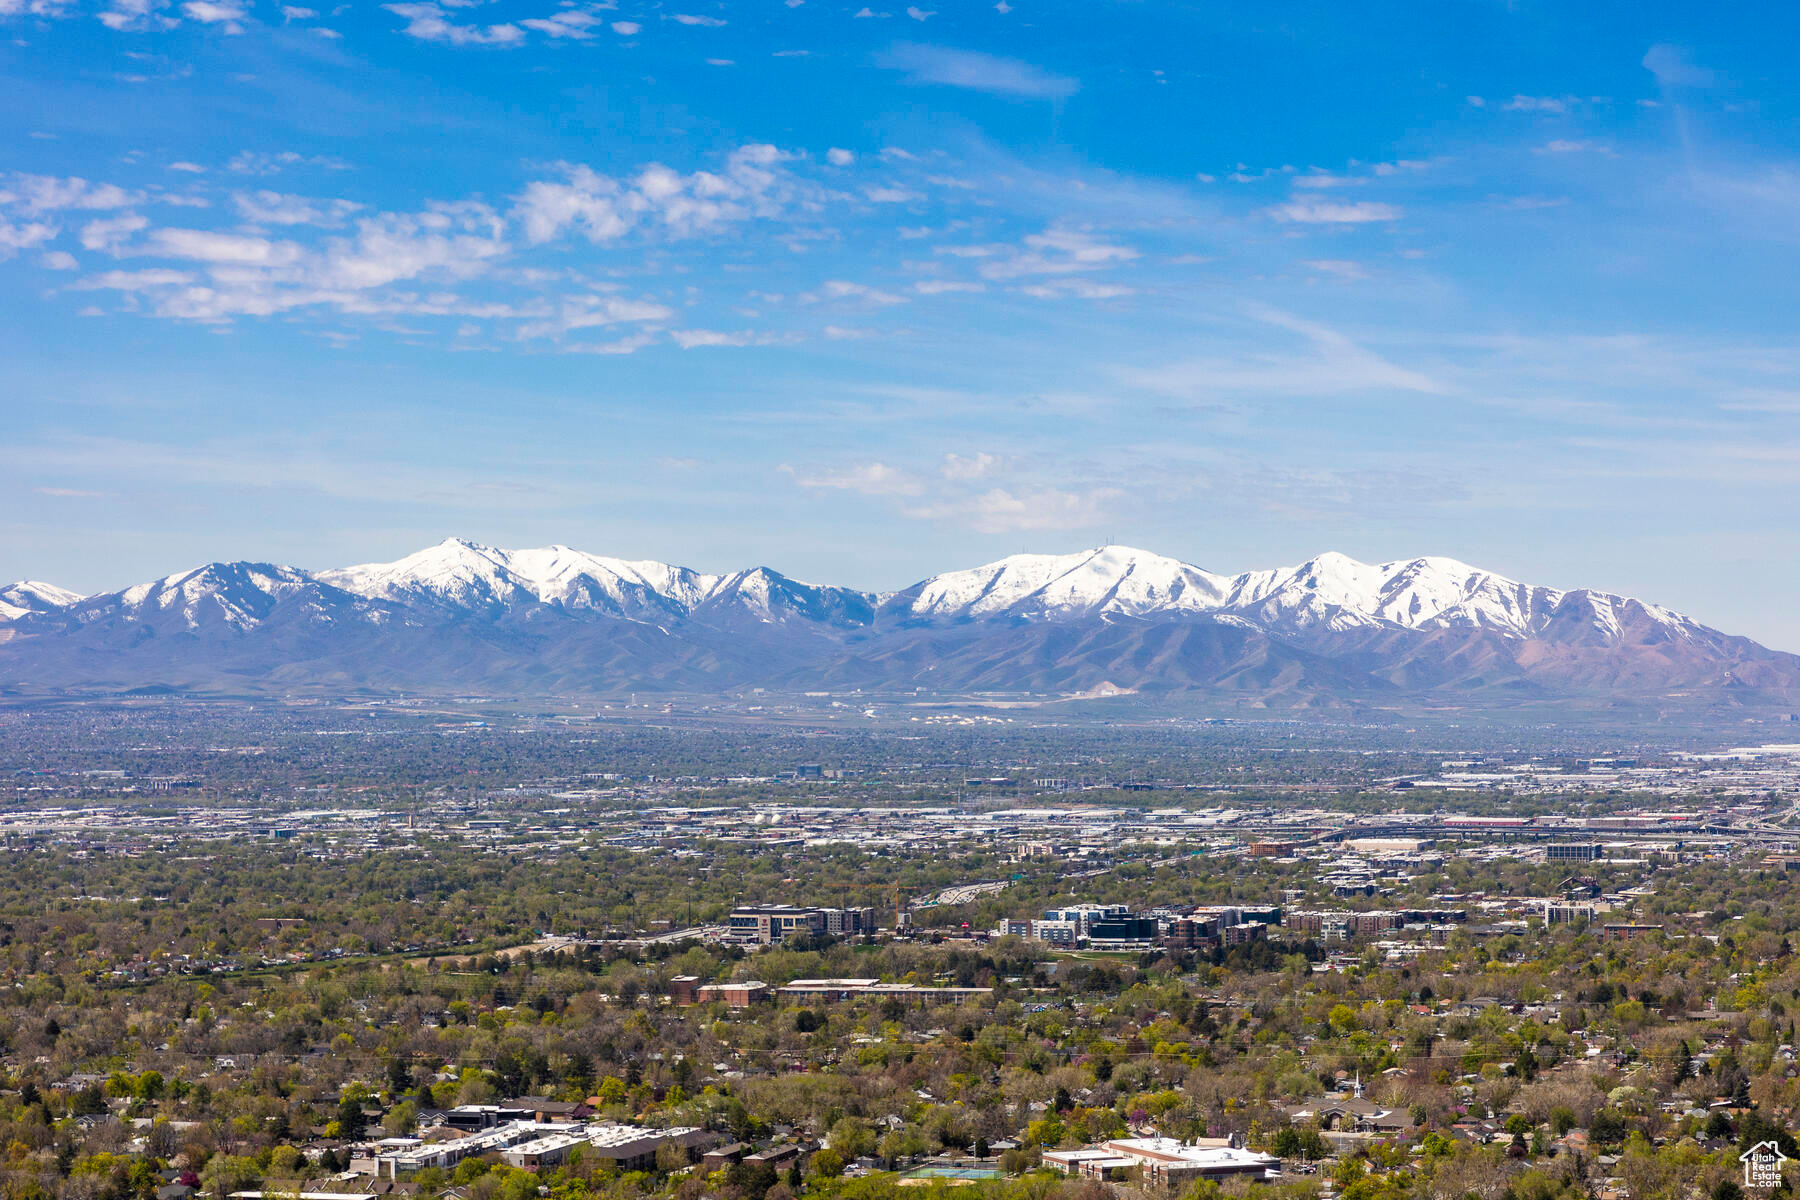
[1,539,1793,710]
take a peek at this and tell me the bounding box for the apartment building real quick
[726,905,877,945]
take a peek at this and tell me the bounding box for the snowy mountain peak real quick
[104,561,324,632]
[900,545,1231,619]
[317,539,719,618]
[0,580,85,622]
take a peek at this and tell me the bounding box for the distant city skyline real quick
[4,3,1800,649]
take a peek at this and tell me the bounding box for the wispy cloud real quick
[1301,259,1367,280]
[781,461,924,496]
[1535,139,1614,156]
[807,279,907,306]
[1643,43,1713,88]
[1266,200,1401,224]
[1501,95,1574,113]
[1117,305,1447,399]
[876,43,1077,100]
[781,453,1115,533]
[906,486,1118,532]
[226,151,352,175]
[973,227,1137,281]
[233,190,362,226]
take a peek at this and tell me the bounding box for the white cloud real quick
[385,2,524,45]
[1643,43,1713,88]
[79,213,150,252]
[144,228,304,265]
[783,451,1114,534]
[1301,259,1367,280]
[810,279,906,306]
[233,190,362,226]
[913,279,984,294]
[1501,94,1572,113]
[1266,200,1401,224]
[519,7,610,38]
[570,330,658,355]
[39,250,80,270]
[515,166,629,243]
[318,204,509,289]
[1536,139,1613,155]
[908,485,1117,532]
[168,161,208,174]
[75,268,197,290]
[976,227,1137,280]
[671,328,756,348]
[863,186,920,203]
[182,0,247,29]
[3,174,140,213]
[610,19,638,33]
[0,220,57,260]
[1017,278,1133,300]
[75,202,511,321]
[0,0,72,15]
[668,12,725,25]
[781,461,923,496]
[514,144,804,245]
[53,145,834,333]
[98,0,175,31]
[227,150,352,175]
[940,451,996,480]
[1493,194,1569,211]
[905,5,933,18]
[827,148,855,167]
[517,294,673,339]
[33,487,110,498]
[876,43,1077,100]
[279,4,315,15]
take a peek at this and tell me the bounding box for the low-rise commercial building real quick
[776,978,992,1003]
[1044,1139,1279,1186]
[697,981,771,1006]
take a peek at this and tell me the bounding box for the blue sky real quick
[6,1,1800,647]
